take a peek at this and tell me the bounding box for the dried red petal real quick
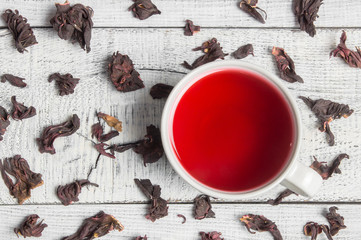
[232,44,254,59]
[239,0,267,24]
[310,154,349,180]
[294,0,323,37]
[200,231,224,240]
[330,31,361,68]
[94,143,115,159]
[14,214,47,238]
[57,179,98,206]
[1,74,27,88]
[194,195,215,220]
[0,106,10,141]
[10,96,36,120]
[267,189,298,206]
[326,206,346,236]
[150,83,173,99]
[240,214,283,240]
[184,19,200,36]
[272,47,303,83]
[129,0,161,20]
[48,73,80,96]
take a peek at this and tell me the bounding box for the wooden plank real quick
[0,0,360,28]
[0,28,360,204]
[0,203,359,239]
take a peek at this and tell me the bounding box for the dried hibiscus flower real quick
[0,155,43,204]
[11,96,36,120]
[200,231,224,240]
[267,189,298,206]
[1,74,26,88]
[272,47,303,83]
[326,206,346,236]
[299,97,353,146]
[14,214,47,238]
[134,178,168,222]
[330,31,361,68]
[150,83,173,99]
[91,122,119,142]
[62,211,124,240]
[311,154,349,180]
[232,44,254,59]
[294,0,323,37]
[48,73,80,96]
[194,194,215,220]
[57,179,99,206]
[240,214,283,240]
[95,143,115,159]
[184,19,200,36]
[304,222,332,240]
[97,112,122,132]
[50,1,94,52]
[182,38,228,70]
[37,114,80,154]
[108,52,145,93]
[135,235,147,240]
[129,0,161,20]
[0,106,10,141]
[2,9,37,53]
[239,0,267,24]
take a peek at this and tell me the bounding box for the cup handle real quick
[280,161,323,197]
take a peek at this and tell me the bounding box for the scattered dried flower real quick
[194,195,215,220]
[0,106,10,141]
[14,214,47,238]
[239,0,267,24]
[135,235,148,240]
[0,155,43,204]
[294,0,323,37]
[272,47,303,83]
[311,154,349,180]
[57,179,99,206]
[231,44,254,59]
[1,74,26,88]
[91,122,119,142]
[326,206,346,236]
[150,83,173,99]
[10,96,36,120]
[240,214,283,240]
[129,0,161,20]
[97,112,122,132]
[303,222,333,240]
[94,143,116,159]
[267,189,298,206]
[200,231,224,240]
[330,31,361,68]
[48,73,80,96]
[184,19,200,36]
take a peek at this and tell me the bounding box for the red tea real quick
[172,68,296,192]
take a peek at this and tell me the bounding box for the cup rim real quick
[161,60,302,199]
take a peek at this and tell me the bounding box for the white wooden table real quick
[0,1,360,239]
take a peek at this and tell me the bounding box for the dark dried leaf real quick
[231,44,254,59]
[2,9,37,53]
[294,0,323,37]
[129,0,161,20]
[311,154,349,180]
[150,83,173,99]
[240,214,283,240]
[62,211,124,240]
[14,214,47,238]
[134,178,168,222]
[57,179,99,206]
[177,214,186,224]
[330,31,361,68]
[184,19,200,36]
[299,97,353,146]
[0,155,43,204]
[11,96,36,120]
[182,38,228,70]
[304,222,333,240]
[0,106,10,141]
[108,52,145,93]
[97,112,122,132]
[48,73,80,96]
[50,1,93,52]
[239,0,267,24]
[37,114,80,154]
[267,189,298,206]
[194,195,215,220]
[200,231,224,240]
[91,122,119,142]
[135,235,147,240]
[94,143,116,159]
[1,74,26,88]
[326,206,346,236]
[272,47,303,83]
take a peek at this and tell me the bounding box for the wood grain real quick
[0,0,360,28]
[0,203,359,239]
[0,28,360,204]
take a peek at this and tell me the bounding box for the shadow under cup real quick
[166,66,298,194]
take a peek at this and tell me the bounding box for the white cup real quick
[161,60,322,200]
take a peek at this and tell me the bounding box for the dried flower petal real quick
[330,31,361,68]
[294,0,323,37]
[91,122,119,142]
[326,206,346,236]
[177,214,186,224]
[108,140,144,154]
[108,52,145,93]
[304,222,333,240]
[240,214,283,240]
[0,106,10,141]
[200,231,224,240]
[0,155,43,204]
[239,0,267,24]
[10,96,36,120]
[2,9,37,53]
[182,38,228,70]
[184,19,200,36]
[272,47,303,83]
[94,143,116,159]
[299,97,353,146]
[194,195,215,220]
[14,214,47,238]
[48,73,80,96]
[311,154,349,180]
[150,83,173,99]
[267,189,298,206]
[135,235,147,240]
[50,1,94,52]
[97,112,122,132]
[1,74,26,88]
[134,179,168,222]
[37,114,80,154]
[232,44,254,59]
[129,0,161,20]
[57,179,99,206]
[62,211,124,240]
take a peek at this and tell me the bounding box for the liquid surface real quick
[172,69,296,192]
